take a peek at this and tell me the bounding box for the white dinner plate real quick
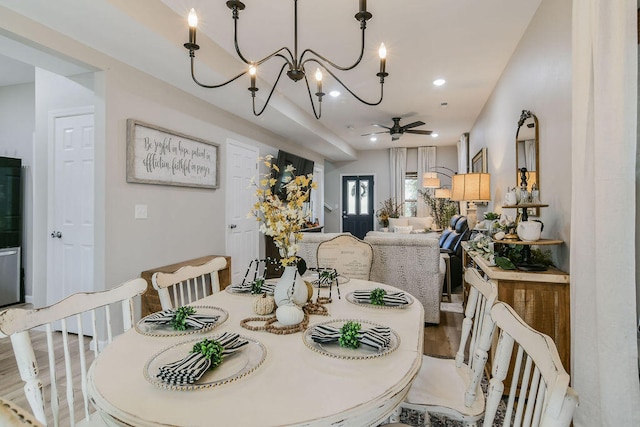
[144,334,266,391]
[135,306,228,337]
[303,319,400,360]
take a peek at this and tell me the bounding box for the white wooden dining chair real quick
[0,397,44,426]
[0,278,147,427]
[483,302,578,427]
[316,234,373,280]
[400,268,499,426]
[151,257,227,310]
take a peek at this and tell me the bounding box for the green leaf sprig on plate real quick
[171,306,196,331]
[370,288,387,306]
[250,277,265,294]
[339,321,361,349]
[191,338,224,369]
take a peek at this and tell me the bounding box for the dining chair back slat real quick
[152,257,227,310]
[483,302,579,427]
[0,278,147,426]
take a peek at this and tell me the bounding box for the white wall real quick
[469,0,572,271]
[0,83,34,298]
[0,12,325,305]
[324,145,458,233]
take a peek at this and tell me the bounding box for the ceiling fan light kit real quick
[183,0,388,119]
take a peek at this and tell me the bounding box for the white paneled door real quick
[48,111,95,318]
[225,140,259,284]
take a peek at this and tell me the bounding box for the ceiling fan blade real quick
[361,131,390,137]
[405,129,433,135]
[372,124,391,130]
[401,120,426,130]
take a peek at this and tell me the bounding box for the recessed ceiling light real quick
[431,133,439,138]
[370,137,377,142]
[329,90,341,97]
[433,79,446,87]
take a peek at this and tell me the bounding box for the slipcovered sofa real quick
[364,232,445,324]
[298,231,445,324]
[388,216,434,233]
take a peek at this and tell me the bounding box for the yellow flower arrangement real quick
[248,155,316,266]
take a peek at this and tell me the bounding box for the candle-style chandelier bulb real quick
[378,43,387,59]
[188,8,198,28]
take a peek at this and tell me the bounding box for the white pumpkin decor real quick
[275,302,305,326]
[253,293,275,315]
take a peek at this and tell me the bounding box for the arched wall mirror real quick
[516,110,540,216]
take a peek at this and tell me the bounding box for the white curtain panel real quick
[571,1,640,425]
[417,146,436,216]
[457,133,468,174]
[525,139,536,171]
[389,147,407,206]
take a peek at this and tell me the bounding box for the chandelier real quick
[183,0,388,119]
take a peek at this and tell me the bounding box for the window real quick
[404,172,418,217]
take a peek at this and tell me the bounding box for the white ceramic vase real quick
[273,265,308,307]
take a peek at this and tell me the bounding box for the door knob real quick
[230,224,237,229]
[51,231,62,238]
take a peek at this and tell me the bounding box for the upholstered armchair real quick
[439,216,470,291]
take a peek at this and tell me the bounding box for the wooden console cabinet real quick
[462,243,570,374]
[140,255,232,316]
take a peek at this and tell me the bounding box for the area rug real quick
[393,377,507,426]
[440,293,464,314]
[439,301,463,314]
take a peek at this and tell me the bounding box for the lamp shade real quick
[451,173,491,202]
[422,172,441,188]
[435,188,452,199]
[451,174,466,201]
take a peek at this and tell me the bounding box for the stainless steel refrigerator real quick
[0,157,22,307]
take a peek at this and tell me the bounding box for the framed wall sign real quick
[126,119,219,189]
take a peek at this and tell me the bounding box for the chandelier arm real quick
[189,56,247,89]
[302,74,322,120]
[299,27,366,71]
[252,62,290,116]
[254,49,295,68]
[308,60,385,106]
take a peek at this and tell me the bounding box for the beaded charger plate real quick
[135,306,229,337]
[302,319,400,360]
[143,334,266,391]
[345,291,414,309]
[224,279,277,296]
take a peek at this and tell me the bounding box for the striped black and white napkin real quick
[352,290,410,306]
[156,332,249,386]
[227,281,275,294]
[310,324,392,351]
[142,309,220,330]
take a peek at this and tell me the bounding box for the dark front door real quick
[341,175,374,239]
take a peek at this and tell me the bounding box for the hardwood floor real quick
[0,295,464,424]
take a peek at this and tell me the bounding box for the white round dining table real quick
[87,279,424,427]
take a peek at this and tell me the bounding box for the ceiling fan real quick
[362,117,433,141]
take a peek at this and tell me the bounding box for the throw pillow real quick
[388,217,409,228]
[393,225,413,234]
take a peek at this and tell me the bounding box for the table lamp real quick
[451,173,491,229]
